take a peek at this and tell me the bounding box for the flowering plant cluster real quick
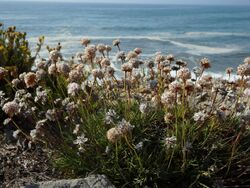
[0,25,249,187]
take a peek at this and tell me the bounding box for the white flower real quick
[67,82,80,96]
[117,119,134,135]
[193,111,208,122]
[135,141,143,151]
[73,124,80,135]
[104,109,117,124]
[73,133,88,152]
[164,136,177,149]
[139,102,151,114]
[48,64,57,75]
[13,129,21,139]
[2,101,20,117]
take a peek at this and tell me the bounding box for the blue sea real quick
[1,2,250,75]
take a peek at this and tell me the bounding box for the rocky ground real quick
[0,131,61,188]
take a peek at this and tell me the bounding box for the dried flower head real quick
[107,127,121,143]
[97,43,106,53]
[177,67,191,80]
[81,38,91,46]
[24,72,37,88]
[226,67,233,75]
[200,58,211,69]
[166,54,175,62]
[49,50,62,62]
[112,39,120,46]
[134,48,142,55]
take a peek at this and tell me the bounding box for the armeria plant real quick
[0,25,250,187]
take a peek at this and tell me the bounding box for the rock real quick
[24,174,115,188]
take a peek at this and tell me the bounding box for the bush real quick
[1,29,249,187]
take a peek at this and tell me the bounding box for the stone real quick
[24,174,115,188]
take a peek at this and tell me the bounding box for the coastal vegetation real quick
[0,24,249,187]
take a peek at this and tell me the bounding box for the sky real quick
[3,0,250,5]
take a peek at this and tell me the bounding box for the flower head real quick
[67,82,80,96]
[24,72,37,88]
[2,101,20,117]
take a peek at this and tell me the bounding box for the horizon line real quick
[2,0,250,6]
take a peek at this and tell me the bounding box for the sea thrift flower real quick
[24,72,37,88]
[226,67,233,75]
[48,64,57,75]
[116,51,126,61]
[166,54,175,62]
[161,91,175,105]
[69,69,83,82]
[2,101,20,117]
[105,45,112,52]
[97,43,106,56]
[193,111,208,122]
[117,119,134,135]
[46,109,59,122]
[36,69,46,81]
[155,54,165,63]
[0,67,7,80]
[19,72,26,81]
[244,57,250,65]
[36,60,46,69]
[67,82,80,96]
[169,81,182,93]
[200,58,211,69]
[73,133,88,152]
[11,78,21,87]
[57,63,70,76]
[164,113,174,124]
[177,67,191,81]
[135,141,143,151]
[73,124,80,135]
[134,48,142,55]
[81,38,91,47]
[49,50,62,62]
[84,45,96,62]
[101,58,111,68]
[13,129,21,139]
[139,102,151,114]
[105,109,118,124]
[106,66,115,77]
[163,136,177,149]
[176,59,187,67]
[126,51,138,61]
[121,62,133,73]
[113,39,121,50]
[107,127,121,143]
[237,63,250,76]
[35,86,48,104]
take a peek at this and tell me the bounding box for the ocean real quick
[1,1,250,75]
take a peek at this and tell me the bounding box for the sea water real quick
[1,2,250,76]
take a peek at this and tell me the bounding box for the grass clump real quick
[1,25,250,187]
